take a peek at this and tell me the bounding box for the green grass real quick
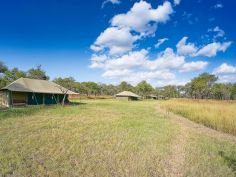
[161,99,236,135]
[0,100,236,176]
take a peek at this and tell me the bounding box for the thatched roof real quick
[1,78,77,95]
[116,91,140,98]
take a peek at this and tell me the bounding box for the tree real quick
[161,85,179,98]
[1,68,26,87]
[188,73,218,99]
[118,81,134,92]
[27,65,49,80]
[53,77,77,106]
[0,61,8,74]
[136,81,154,98]
[82,82,100,96]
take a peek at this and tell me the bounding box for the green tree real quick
[0,61,8,74]
[161,85,179,98]
[53,77,76,91]
[188,73,218,99]
[27,65,49,80]
[82,82,100,96]
[136,81,154,98]
[1,68,26,87]
[118,81,134,92]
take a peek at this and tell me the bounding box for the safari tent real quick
[0,78,77,107]
[115,91,140,101]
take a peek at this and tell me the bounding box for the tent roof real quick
[1,78,78,95]
[116,91,140,98]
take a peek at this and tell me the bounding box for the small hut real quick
[0,78,78,107]
[146,95,158,100]
[115,91,140,101]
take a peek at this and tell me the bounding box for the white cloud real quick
[176,37,198,56]
[180,61,208,72]
[103,69,176,85]
[90,27,139,55]
[111,1,173,36]
[174,0,181,6]
[102,69,132,79]
[102,0,121,8]
[145,48,185,70]
[105,49,148,69]
[214,3,223,9]
[217,75,236,83]
[155,38,168,48]
[208,26,225,38]
[213,63,236,75]
[196,42,232,57]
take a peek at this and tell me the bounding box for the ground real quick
[0,100,236,176]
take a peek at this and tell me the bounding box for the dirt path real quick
[157,105,236,177]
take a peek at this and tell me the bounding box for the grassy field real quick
[161,99,236,136]
[0,100,236,176]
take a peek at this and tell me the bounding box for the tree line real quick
[0,61,236,100]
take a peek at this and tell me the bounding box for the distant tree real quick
[231,83,236,100]
[161,85,179,98]
[118,81,134,92]
[53,77,77,106]
[136,81,154,98]
[212,83,232,100]
[99,84,119,96]
[83,82,100,96]
[188,73,218,99]
[0,61,8,74]
[27,65,49,80]
[1,68,26,87]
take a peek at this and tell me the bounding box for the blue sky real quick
[0,0,235,86]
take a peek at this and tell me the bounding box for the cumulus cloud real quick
[103,69,176,85]
[174,0,181,5]
[101,0,121,8]
[213,63,236,75]
[196,42,232,57]
[145,48,185,70]
[214,3,223,9]
[180,61,208,72]
[155,38,168,48]
[102,69,132,79]
[90,27,139,55]
[213,63,236,83]
[104,49,148,70]
[176,37,198,56]
[111,1,173,36]
[208,26,225,38]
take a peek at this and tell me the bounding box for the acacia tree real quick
[27,65,49,80]
[188,73,218,99]
[136,81,154,98]
[53,77,76,106]
[119,81,135,92]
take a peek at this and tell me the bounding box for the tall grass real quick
[161,99,236,135]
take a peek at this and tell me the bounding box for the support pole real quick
[33,93,38,105]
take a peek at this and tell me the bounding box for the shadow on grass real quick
[219,151,236,174]
[0,102,87,121]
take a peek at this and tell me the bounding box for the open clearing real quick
[0,100,236,176]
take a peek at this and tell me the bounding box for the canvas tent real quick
[146,95,158,100]
[0,78,78,107]
[115,91,140,101]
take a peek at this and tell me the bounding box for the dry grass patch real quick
[0,100,176,176]
[161,99,236,135]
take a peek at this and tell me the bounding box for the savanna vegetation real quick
[161,99,236,136]
[1,61,236,100]
[0,100,236,176]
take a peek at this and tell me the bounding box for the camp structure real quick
[146,95,158,100]
[115,91,141,101]
[0,78,78,107]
